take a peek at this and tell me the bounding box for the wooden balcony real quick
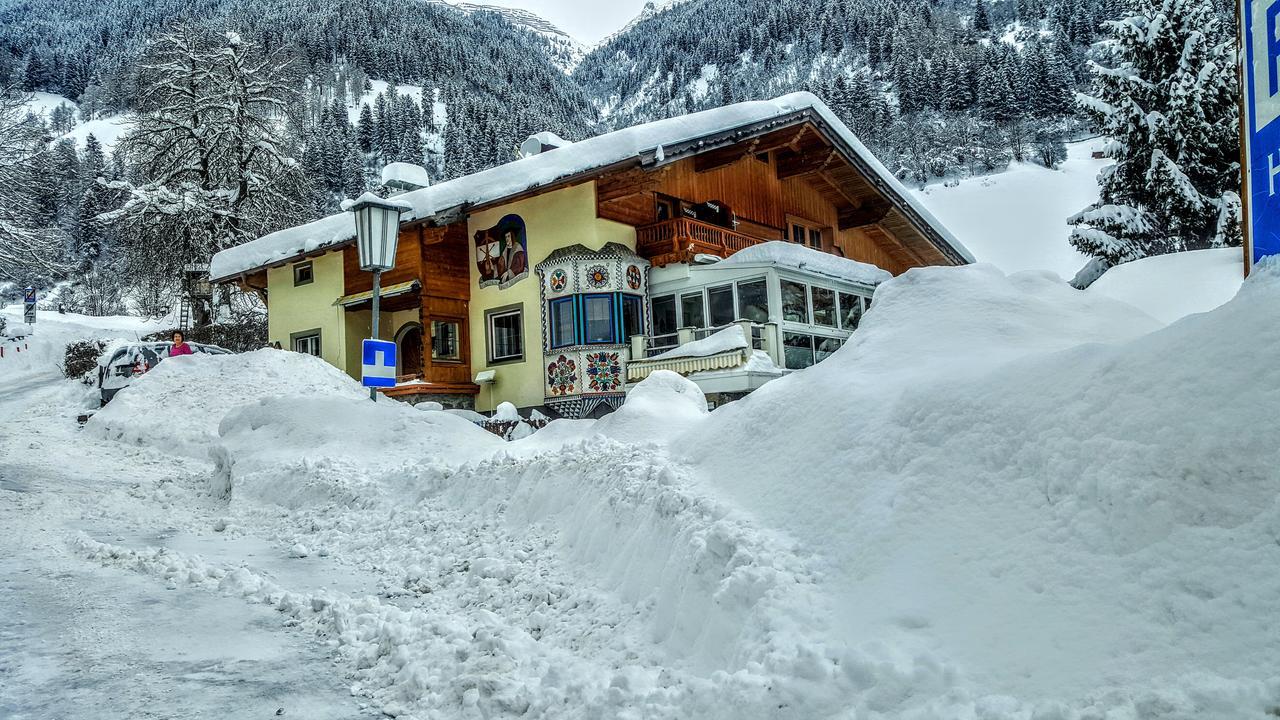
[635,217,766,267]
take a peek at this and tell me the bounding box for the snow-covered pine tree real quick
[1068,0,1240,268]
[0,88,69,283]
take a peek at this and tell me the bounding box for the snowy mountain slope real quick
[20,92,132,151]
[911,139,1105,277]
[443,1,587,70]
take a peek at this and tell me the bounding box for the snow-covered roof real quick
[715,241,893,287]
[381,162,431,189]
[648,325,749,361]
[211,92,972,281]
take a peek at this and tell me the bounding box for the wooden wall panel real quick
[654,155,785,229]
[420,222,472,385]
[342,227,424,295]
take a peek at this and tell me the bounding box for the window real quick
[291,330,320,356]
[781,280,809,323]
[839,292,863,330]
[293,261,313,286]
[680,292,705,329]
[656,196,677,222]
[583,294,615,344]
[622,295,644,341]
[708,284,735,326]
[432,320,461,361]
[808,227,823,249]
[788,217,827,249]
[812,287,836,327]
[783,332,815,369]
[736,278,768,323]
[652,295,677,337]
[549,297,575,349]
[486,306,523,363]
[789,223,806,245]
[815,336,842,363]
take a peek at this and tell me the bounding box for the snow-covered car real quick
[96,341,231,405]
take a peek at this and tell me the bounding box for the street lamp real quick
[344,192,409,401]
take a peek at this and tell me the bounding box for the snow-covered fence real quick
[476,417,549,441]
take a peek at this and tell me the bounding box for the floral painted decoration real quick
[586,264,609,288]
[626,264,642,290]
[549,268,568,293]
[585,351,622,392]
[547,355,577,396]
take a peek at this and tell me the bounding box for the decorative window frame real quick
[485,303,525,365]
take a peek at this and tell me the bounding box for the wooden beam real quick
[596,166,666,202]
[693,137,760,173]
[776,146,839,180]
[838,198,892,229]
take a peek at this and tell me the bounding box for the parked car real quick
[96,341,231,405]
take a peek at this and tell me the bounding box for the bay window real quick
[583,294,615,344]
[549,297,575,349]
[680,292,705,329]
[708,284,735,327]
[812,287,836,327]
[736,278,768,323]
[781,280,808,323]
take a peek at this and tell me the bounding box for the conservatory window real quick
[781,280,809,323]
[839,292,863,330]
[549,297,575,349]
[708,284,735,327]
[815,336,842,363]
[583,294,615,344]
[783,332,815,369]
[736,278,768,323]
[651,295,677,338]
[680,292,705,328]
[812,287,836,327]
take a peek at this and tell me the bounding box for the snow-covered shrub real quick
[62,339,107,380]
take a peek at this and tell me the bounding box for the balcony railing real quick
[635,217,765,266]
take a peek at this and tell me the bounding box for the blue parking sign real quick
[361,339,397,388]
[1243,0,1280,269]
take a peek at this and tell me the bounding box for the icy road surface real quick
[0,321,370,720]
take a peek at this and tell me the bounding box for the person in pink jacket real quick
[169,330,194,357]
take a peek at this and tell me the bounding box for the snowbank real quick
[666,262,1280,714]
[1087,247,1243,324]
[85,349,366,459]
[212,395,501,506]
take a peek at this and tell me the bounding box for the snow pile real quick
[212,394,501,506]
[86,349,366,459]
[666,262,1280,715]
[380,162,431,188]
[1087,247,1243,324]
[211,92,971,280]
[716,240,892,286]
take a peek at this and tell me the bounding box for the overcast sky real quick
[472,0,653,45]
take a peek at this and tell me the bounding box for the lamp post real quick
[345,192,408,401]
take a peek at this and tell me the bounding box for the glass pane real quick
[550,299,574,348]
[781,280,808,323]
[839,292,862,330]
[708,285,734,326]
[432,321,460,360]
[680,293,705,328]
[815,336,842,363]
[812,287,836,327]
[623,295,644,340]
[783,332,814,369]
[584,295,614,344]
[808,227,822,248]
[491,311,522,360]
[651,295,676,336]
[736,279,768,323]
[791,223,805,244]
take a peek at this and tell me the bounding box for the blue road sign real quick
[23,287,35,304]
[361,338,397,388]
[1243,0,1280,268]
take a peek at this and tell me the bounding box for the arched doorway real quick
[395,322,424,378]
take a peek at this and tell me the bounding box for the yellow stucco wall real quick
[468,181,636,411]
[267,251,348,371]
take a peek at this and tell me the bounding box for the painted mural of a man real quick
[498,229,527,284]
